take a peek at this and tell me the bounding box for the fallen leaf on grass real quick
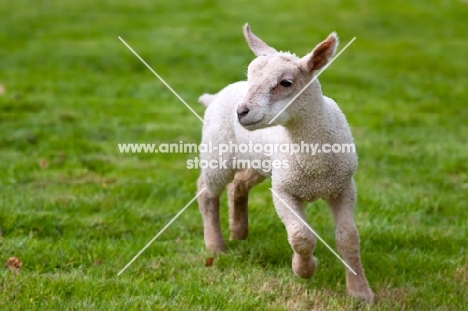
[175,237,182,244]
[0,84,5,95]
[93,259,102,266]
[205,257,214,267]
[6,257,22,274]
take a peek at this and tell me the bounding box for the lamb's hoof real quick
[229,227,248,240]
[292,254,316,279]
[349,288,374,304]
[206,241,226,253]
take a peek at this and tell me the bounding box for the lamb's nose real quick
[237,107,249,119]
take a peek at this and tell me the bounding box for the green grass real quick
[1,0,467,309]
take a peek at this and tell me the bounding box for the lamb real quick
[196,24,374,303]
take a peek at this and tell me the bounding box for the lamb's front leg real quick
[326,179,374,303]
[272,188,316,278]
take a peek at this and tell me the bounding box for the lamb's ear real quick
[243,23,277,57]
[301,32,339,72]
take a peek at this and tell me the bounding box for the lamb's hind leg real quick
[326,179,374,303]
[227,169,265,240]
[197,175,226,253]
[272,188,316,278]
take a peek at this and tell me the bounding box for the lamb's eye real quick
[280,80,293,87]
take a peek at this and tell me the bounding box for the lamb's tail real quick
[198,93,217,107]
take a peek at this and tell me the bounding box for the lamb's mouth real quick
[240,116,264,127]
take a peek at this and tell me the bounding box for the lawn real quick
[0,0,467,309]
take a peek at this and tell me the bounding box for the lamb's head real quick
[237,24,338,130]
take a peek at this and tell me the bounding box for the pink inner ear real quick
[310,39,334,71]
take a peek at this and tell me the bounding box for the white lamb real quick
[196,24,374,303]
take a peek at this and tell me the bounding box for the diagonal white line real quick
[117,188,206,276]
[270,188,357,275]
[118,36,206,124]
[269,37,356,124]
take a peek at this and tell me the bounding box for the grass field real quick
[1,0,467,309]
